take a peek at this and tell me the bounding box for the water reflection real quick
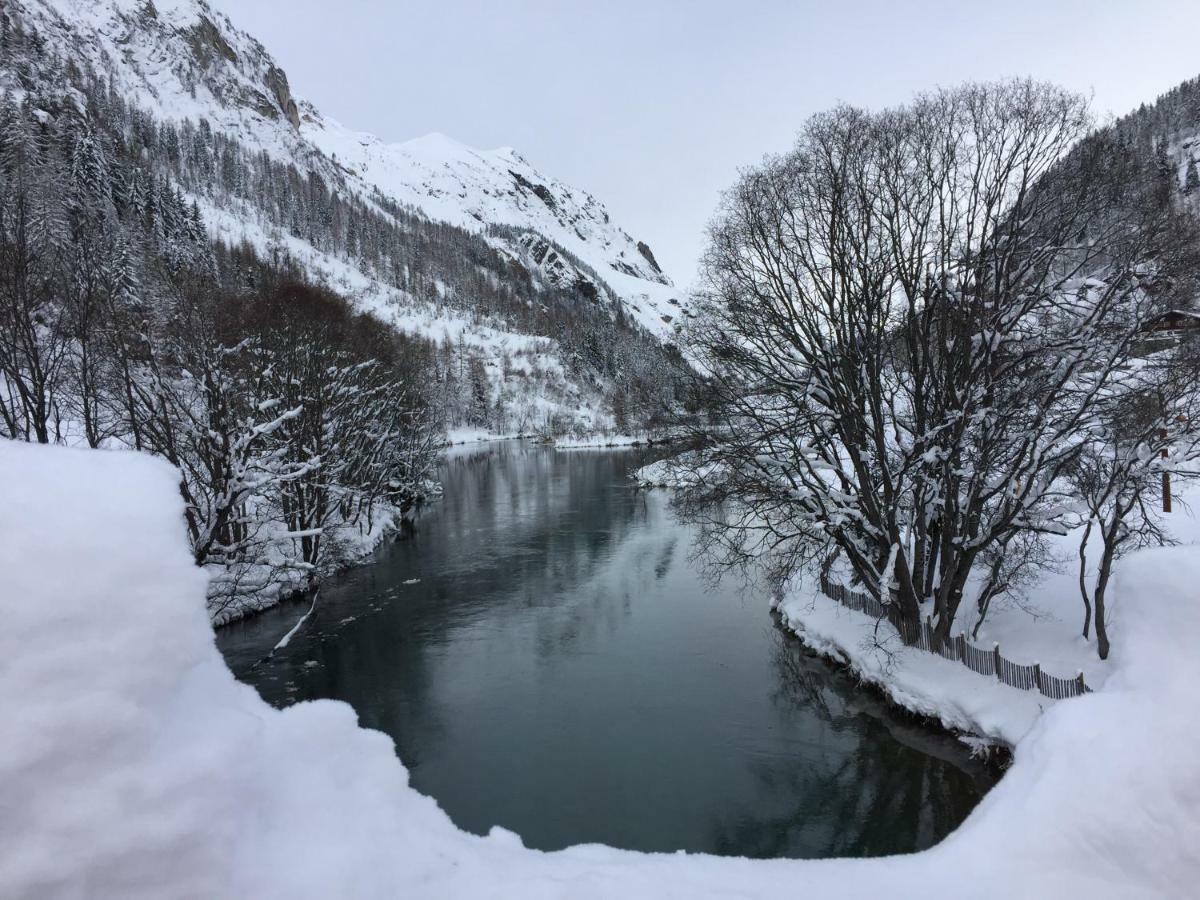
[218,443,994,858]
[707,630,994,857]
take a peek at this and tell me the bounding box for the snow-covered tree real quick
[682,80,1193,647]
[1069,348,1200,658]
[0,101,69,443]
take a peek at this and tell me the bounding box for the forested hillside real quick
[0,0,690,440]
[0,0,691,621]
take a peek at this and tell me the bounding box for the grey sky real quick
[210,0,1200,288]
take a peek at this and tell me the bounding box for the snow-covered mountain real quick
[1,0,687,432]
[306,122,682,335]
[7,0,684,336]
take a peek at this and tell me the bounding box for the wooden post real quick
[993,643,1002,681]
[1162,427,1171,513]
[1033,661,1042,695]
[1076,671,1086,696]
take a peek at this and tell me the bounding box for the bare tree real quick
[1070,348,1200,658]
[682,80,1184,646]
[115,277,317,617]
[0,110,69,444]
[236,278,441,570]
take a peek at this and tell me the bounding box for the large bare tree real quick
[681,80,1189,646]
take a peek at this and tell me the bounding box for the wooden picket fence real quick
[818,576,1091,700]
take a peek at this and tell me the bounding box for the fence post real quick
[956,633,966,663]
[993,643,1002,681]
[1162,427,1172,514]
[1033,661,1042,695]
[1076,670,1086,695]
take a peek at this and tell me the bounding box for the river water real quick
[218,442,994,858]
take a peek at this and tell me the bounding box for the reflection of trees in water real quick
[654,537,676,581]
[224,445,668,769]
[708,631,993,859]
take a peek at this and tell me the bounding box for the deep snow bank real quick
[2,439,1198,898]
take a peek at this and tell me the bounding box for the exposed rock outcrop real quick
[636,240,663,275]
[187,14,238,67]
[265,63,301,129]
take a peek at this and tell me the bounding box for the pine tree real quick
[69,123,114,221]
[1154,136,1172,178]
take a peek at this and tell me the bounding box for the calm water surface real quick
[218,443,995,858]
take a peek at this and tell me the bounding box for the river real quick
[218,442,994,859]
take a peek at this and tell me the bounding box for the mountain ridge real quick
[10,0,684,339]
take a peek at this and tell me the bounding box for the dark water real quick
[218,443,994,859]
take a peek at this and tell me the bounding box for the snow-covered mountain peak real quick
[301,110,683,334]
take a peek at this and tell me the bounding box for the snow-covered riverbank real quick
[773,587,1051,748]
[554,432,666,449]
[445,428,675,450]
[636,458,1197,748]
[208,504,409,627]
[3,439,1198,898]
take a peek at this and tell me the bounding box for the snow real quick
[29,0,309,162]
[445,427,532,447]
[636,444,1200,746]
[4,439,1200,898]
[442,430,670,454]
[635,458,685,487]
[771,481,1200,746]
[554,431,664,449]
[192,193,617,437]
[304,115,687,339]
[634,456,719,488]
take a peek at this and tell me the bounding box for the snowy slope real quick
[4,438,1199,898]
[9,0,686,339]
[11,0,313,154]
[308,120,686,336]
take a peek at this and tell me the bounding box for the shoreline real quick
[211,437,667,630]
[770,608,1014,773]
[772,582,1058,750]
[770,599,1023,757]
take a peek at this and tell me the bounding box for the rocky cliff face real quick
[264,63,300,129]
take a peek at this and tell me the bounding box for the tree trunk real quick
[1094,542,1116,661]
[1078,519,1094,640]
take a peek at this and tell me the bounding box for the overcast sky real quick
[209,0,1200,288]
